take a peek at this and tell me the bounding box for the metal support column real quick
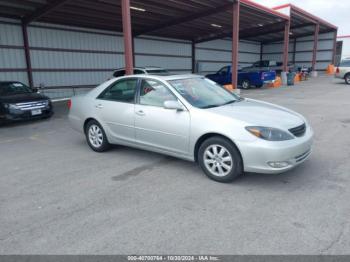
[281,20,290,85]
[332,29,338,65]
[311,23,320,72]
[282,20,290,72]
[191,41,196,73]
[293,38,297,64]
[121,0,134,75]
[231,0,240,88]
[21,23,34,88]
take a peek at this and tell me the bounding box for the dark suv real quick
[0,81,53,124]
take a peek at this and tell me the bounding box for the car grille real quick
[15,101,48,111]
[289,123,306,137]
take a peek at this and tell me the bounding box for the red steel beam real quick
[332,29,338,65]
[21,23,34,88]
[312,23,320,70]
[282,20,290,72]
[121,0,134,75]
[232,0,240,88]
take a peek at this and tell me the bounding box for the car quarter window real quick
[139,79,177,107]
[98,78,138,103]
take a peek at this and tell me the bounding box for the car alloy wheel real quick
[198,136,243,183]
[85,120,110,152]
[88,124,103,148]
[203,144,233,177]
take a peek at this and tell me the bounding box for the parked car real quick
[0,81,53,124]
[113,67,169,78]
[206,66,276,89]
[68,74,313,183]
[242,60,294,75]
[335,59,350,85]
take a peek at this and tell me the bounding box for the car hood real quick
[205,98,304,129]
[0,92,49,104]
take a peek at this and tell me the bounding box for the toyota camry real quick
[68,74,313,183]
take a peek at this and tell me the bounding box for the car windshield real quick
[169,77,239,109]
[0,82,33,96]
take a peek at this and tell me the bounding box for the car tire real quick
[198,136,243,183]
[85,120,110,152]
[241,80,251,89]
[345,73,350,85]
[255,84,263,88]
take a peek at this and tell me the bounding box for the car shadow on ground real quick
[92,142,314,189]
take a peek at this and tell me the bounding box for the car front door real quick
[134,78,190,155]
[95,78,138,143]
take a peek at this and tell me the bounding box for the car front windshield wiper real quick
[201,100,237,109]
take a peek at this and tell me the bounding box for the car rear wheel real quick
[241,80,251,89]
[256,84,263,88]
[85,120,110,152]
[345,73,350,85]
[198,136,243,183]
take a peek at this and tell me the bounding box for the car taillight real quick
[336,67,340,74]
[67,99,72,109]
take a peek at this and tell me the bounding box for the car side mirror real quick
[163,100,184,111]
[32,88,39,93]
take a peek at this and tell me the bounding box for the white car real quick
[68,74,313,183]
[335,60,350,85]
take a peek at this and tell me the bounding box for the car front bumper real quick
[237,126,313,174]
[1,107,53,122]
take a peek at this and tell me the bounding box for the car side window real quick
[218,66,228,75]
[139,79,177,107]
[98,78,138,103]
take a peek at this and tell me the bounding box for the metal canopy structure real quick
[0,0,337,86]
[270,4,337,43]
[0,0,289,42]
[272,4,338,69]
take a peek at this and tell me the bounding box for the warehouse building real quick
[0,0,338,95]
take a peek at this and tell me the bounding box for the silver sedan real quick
[68,74,313,183]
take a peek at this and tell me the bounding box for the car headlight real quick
[4,103,20,110]
[245,126,294,141]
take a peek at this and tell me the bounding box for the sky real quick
[251,0,349,36]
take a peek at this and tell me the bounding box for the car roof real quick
[129,74,202,81]
[114,66,166,71]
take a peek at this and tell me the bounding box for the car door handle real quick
[136,110,145,116]
[95,104,103,109]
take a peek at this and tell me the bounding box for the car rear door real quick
[134,78,190,155]
[95,78,138,143]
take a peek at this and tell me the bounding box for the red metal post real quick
[312,23,320,70]
[332,29,338,65]
[21,23,34,88]
[121,0,134,75]
[191,41,196,73]
[232,0,240,88]
[282,20,290,72]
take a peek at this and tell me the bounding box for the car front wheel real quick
[198,136,243,183]
[85,120,110,152]
[241,80,251,89]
